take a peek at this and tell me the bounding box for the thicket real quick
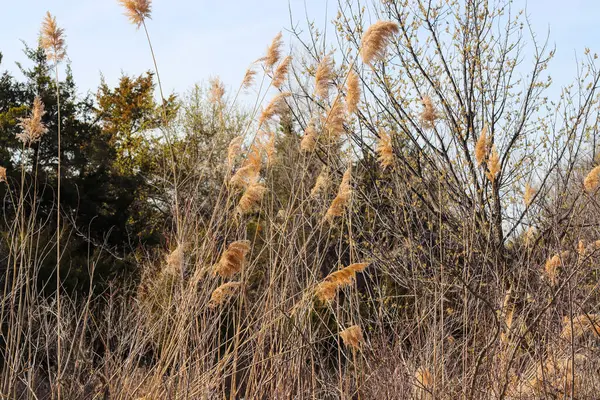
[1,0,600,398]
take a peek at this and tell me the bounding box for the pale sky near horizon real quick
[0,1,598,100]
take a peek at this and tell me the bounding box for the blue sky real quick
[0,1,598,98]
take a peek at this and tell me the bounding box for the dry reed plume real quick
[584,165,600,192]
[264,32,283,69]
[346,70,360,114]
[315,55,333,98]
[339,325,364,350]
[486,144,501,182]
[242,67,257,89]
[325,166,353,221]
[165,243,184,274]
[118,0,152,28]
[212,240,251,278]
[324,100,346,139]
[359,21,399,64]
[420,95,438,128]
[258,92,291,127]
[209,282,242,308]
[17,96,48,145]
[40,12,66,62]
[272,55,291,88]
[230,147,262,188]
[377,129,394,169]
[475,124,489,165]
[238,181,267,214]
[300,123,318,152]
[227,136,244,169]
[316,262,368,301]
[260,130,276,166]
[209,77,225,105]
[310,167,329,198]
[544,251,569,286]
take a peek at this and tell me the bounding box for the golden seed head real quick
[118,0,152,28]
[315,55,333,99]
[346,70,360,114]
[242,68,257,90]
[584,165,600,193]
[325,166,352,221]
[301,123,318,152]
[420,95,438,128]
[340,325,364,350]
[17,96,48,145]
[486,145,501,182]
[475,124,489,166]
[209,282,242,308]
[209,77,225,105]
[377,129,394,169]
[40,12,66,62]
[273,55,292,88]
[264,32,283,69]
[212,241,251,278]
[360,21,399,64]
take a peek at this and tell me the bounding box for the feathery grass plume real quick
[315,55,333,98]
[272,55,291,88]
[242,67,257,89]
[475,123,489,166]
[238,181,267,215]
[377,129,394,169]
[310,167,329,198]
[315,262,369,301]
[346,70,360,114]
[118,0,152,28]
[325,166,352,221]
[560,314,600,339]
[315,281,338,302]
[420,95,438,128]
[227,136,244,169]
[524,183,535,207]
[264,32,283,70]
[258,92,291,127]
[301,122,318,152]
[209,282,242,308]
[414,367,433,398]
[17,96,48,145]
[577,239,586,255]
[230,147,262,188]
[165,243,184,274]
[545,251,569,286]
[486,145,501,182]
[324,100,346,139]
[212,240,251,278]
[325,262,369,285]
[259,130,276,166]
[584,165,600,193]
[0,166,6,183]
[40,12,66,62]
[209,77,225,105]
[339,325,364,350]
[359,21,399,64]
